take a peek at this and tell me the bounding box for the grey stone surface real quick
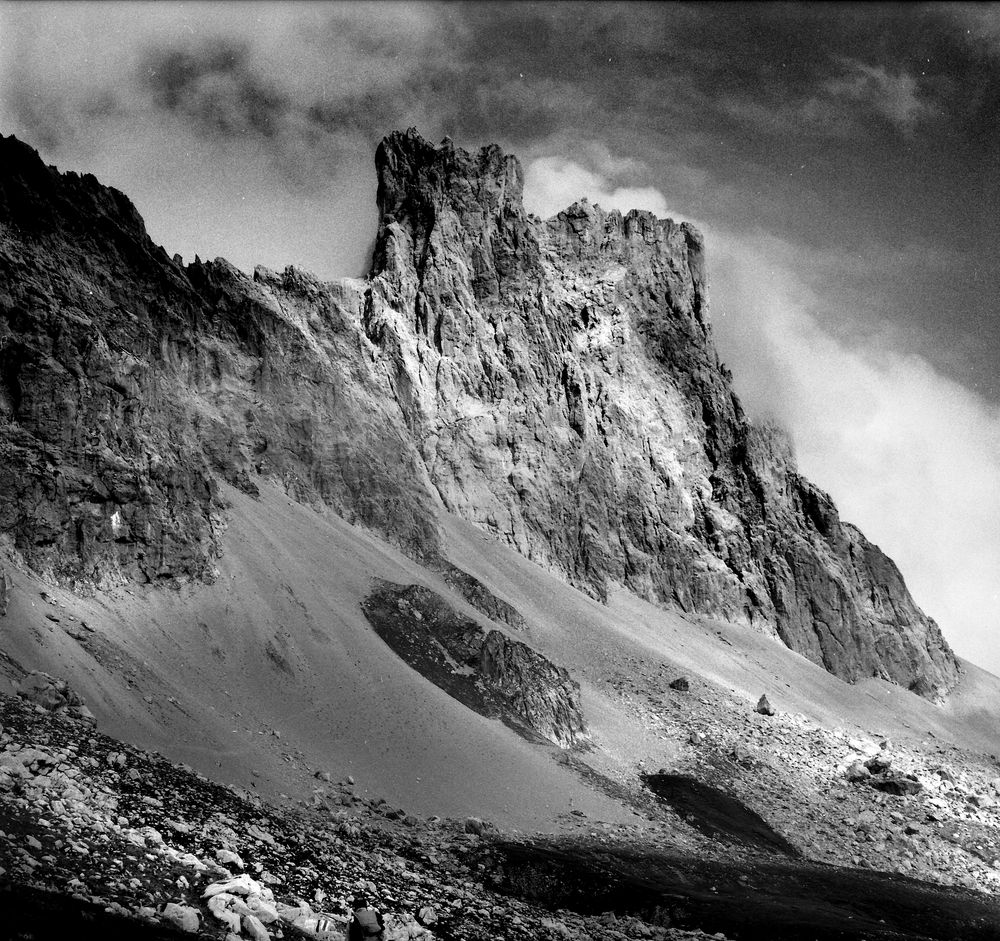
[0,129,958,697]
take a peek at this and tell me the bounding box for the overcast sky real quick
[2,1,998,674]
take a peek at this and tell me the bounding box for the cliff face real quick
[0,134,439,587]
[364,130,957,695]
[0,130,959,696]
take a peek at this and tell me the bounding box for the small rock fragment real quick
[464,816,486,835]
[162,902,200,933]
[242,912,270,941]
[865,754,892,775]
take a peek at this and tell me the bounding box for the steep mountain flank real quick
[0,134,439,586]
[0,130,958,696]
[363,130,957,696]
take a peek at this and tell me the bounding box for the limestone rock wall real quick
[0,135,438,588]
[0,130,959,696]
[362,129,958,696]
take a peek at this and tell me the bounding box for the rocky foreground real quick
[0,678,734,941]
[4,673,1000,941]
[593,653,1000,896]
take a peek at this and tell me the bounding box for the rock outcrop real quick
[11,669,95,723]
[430,559,526,631]
[0,129,959,696]
[0,135,438,587]
[361,581,586,747]
[362,129,958,696]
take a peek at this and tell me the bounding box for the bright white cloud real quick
[526,154,1000,675]
[710,228,1000,674]
[523,155,698,223]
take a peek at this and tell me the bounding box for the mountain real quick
[0,128,957,698]
[4,129,1000,938]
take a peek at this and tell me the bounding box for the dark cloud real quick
[6,79,125,155]
[133,23,573,170]
[143,41,288,140]
[4,2,997,394]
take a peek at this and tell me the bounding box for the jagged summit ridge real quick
[0,130,958,696]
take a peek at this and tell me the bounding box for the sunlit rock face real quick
[363,129,957,697]
[0,129,958,696]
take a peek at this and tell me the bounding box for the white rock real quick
[242,912,270,941]
[293,913,344,939]
[231,898,254,917]
[175,851,208,870]
[278,901,313,922]
[208,895,243,933]
[216,848,245,869]
[249,896,281,924]
[162,902,200,933]
[204,873,264,898]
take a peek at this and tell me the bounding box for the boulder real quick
[731,744,752,764]
[292,914,344,940]
[249,897,281,924]
[872,775,923,797]
[362,582,587,747]
[242,913,270,941]
[162,902,199,933]
[464,816,486,835]
[208,895,242,934]
[12,671,94,723]
[203,874,265,898]
[215,848,245,870]
[848,737,878,755]
[864,754,892,775]
[755,694,775,716]
[845,760,871,783]
[669,676,690,692]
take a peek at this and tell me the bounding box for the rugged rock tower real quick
[0,130,959,696]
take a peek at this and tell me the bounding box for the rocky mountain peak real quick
[371,128,538,306]
[0,128,959,697]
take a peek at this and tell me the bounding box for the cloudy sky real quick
[2,2,998,673]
